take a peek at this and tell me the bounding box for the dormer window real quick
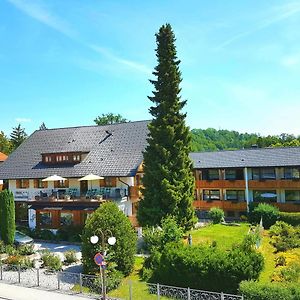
[42,152,85,165]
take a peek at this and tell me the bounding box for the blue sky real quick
[1,0,300,136]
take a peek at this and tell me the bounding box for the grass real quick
[258,231,276,283]
[108,256,169,300]
[189,223,250,250]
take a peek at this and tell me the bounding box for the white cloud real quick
[7,0,151,75]
[7,0,76,38]
[215,2,300,50]
[88,44,152,75]
[15,118,32,123]
[281,53,300,68]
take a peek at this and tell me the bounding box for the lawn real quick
[189,223,250,250]
[108,256,169,300]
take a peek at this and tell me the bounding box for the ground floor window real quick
[60,212,73,226]
[15,202,28,224]
[285,190,300,203]
[225,190,245,201]
[253,190,277,202]
[203,189,220,201]
[39,212,52,226]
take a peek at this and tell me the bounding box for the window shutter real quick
[65,180,69,188]
[54,181,58,188]
[16,180,21,189]
[24,179,29,188]
[43,181,48,188]
[34,179,38,188]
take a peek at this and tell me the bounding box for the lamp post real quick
[90,229,116,300]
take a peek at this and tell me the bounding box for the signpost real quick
[94,253,106,299]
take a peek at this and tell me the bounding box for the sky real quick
[1,0,300,137]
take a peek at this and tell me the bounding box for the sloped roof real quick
[0,121,149,179]
[0,152,7,162]
[190,147,300,169]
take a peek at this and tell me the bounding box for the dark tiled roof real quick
[190,147,300,169]
[0,121,149,179]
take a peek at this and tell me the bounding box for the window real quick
[37,179,43,188]
[285,190,300,203]
[203,189,220,201]
[252,168,276,180]
[45,156,48,162]
[17,179,28,189]
[60,212,73,226]
[284,168,300,179]
[40,212,52,226]
[202,169,219,180]
[253,190,277,202]
[226,190,245,201]
[225,169,244,180]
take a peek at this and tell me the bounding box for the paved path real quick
[0,282,96,300]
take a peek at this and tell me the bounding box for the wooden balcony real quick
[249,180,300,189]
[193,200,247,211]
[272,202,300,212]
[196,180,246,189]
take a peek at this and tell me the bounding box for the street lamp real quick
[90,229,116,300]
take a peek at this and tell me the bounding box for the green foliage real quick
[191,129,300,152]
[151,241,264,293]
[0,131,12,154]
[64,250,78,265]
[3,255,34,270]
[0,240,5,253]
[279,212,300,226]
[0,190,16,245]
[239,281,300,300]
[137,23,196,231]
[39,122,47,130]
[41,251,62,271]
[30,228,56,241]
[208,207,225,224]
[56,225,83,242]
[248,203,279,229]
[4,245,18,255]
[81,202,137,276]
[94,113,128,125]
[18,244,35,256]
[10,124,27,150]
[269,221,300,252]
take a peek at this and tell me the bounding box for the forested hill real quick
[191,128,300,152]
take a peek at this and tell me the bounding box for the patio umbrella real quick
[261,193,277,198]
[42,175,67,199]
[78,173,104,190]
[42,174,67,182]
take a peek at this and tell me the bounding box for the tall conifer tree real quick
[0,190,15,245]
[137,24,196,230]
[10,124,27,150]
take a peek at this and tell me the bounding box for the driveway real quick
[34,242,82,272]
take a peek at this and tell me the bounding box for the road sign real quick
[94,253,104,266]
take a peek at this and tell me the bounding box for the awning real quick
[28,205,97,211]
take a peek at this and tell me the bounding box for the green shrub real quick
[208,207,225,224]
[3,255,34,270]
[56,225,83,242]
[0,240,5,254]
[248,203,279,229]
[279,212,300,226]
[5,245,18,256]
[152,241,264,293]
[31,229,56,241]
[41,251,62,271]
[64,250,78,265]
[81,202,137,276]
[18,244,35,256]
[239,281,300,300]
[269,221,300,252]
[143,216,183,252]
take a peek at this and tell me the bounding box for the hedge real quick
[152,242,264,293]
[279,212,300,226]
[239,281,300,300]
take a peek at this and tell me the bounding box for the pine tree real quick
[10,124,27,150]
[137,24,196,230]
[94,113,128,125]
[0,190,15,245]
[39,122,47,130]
